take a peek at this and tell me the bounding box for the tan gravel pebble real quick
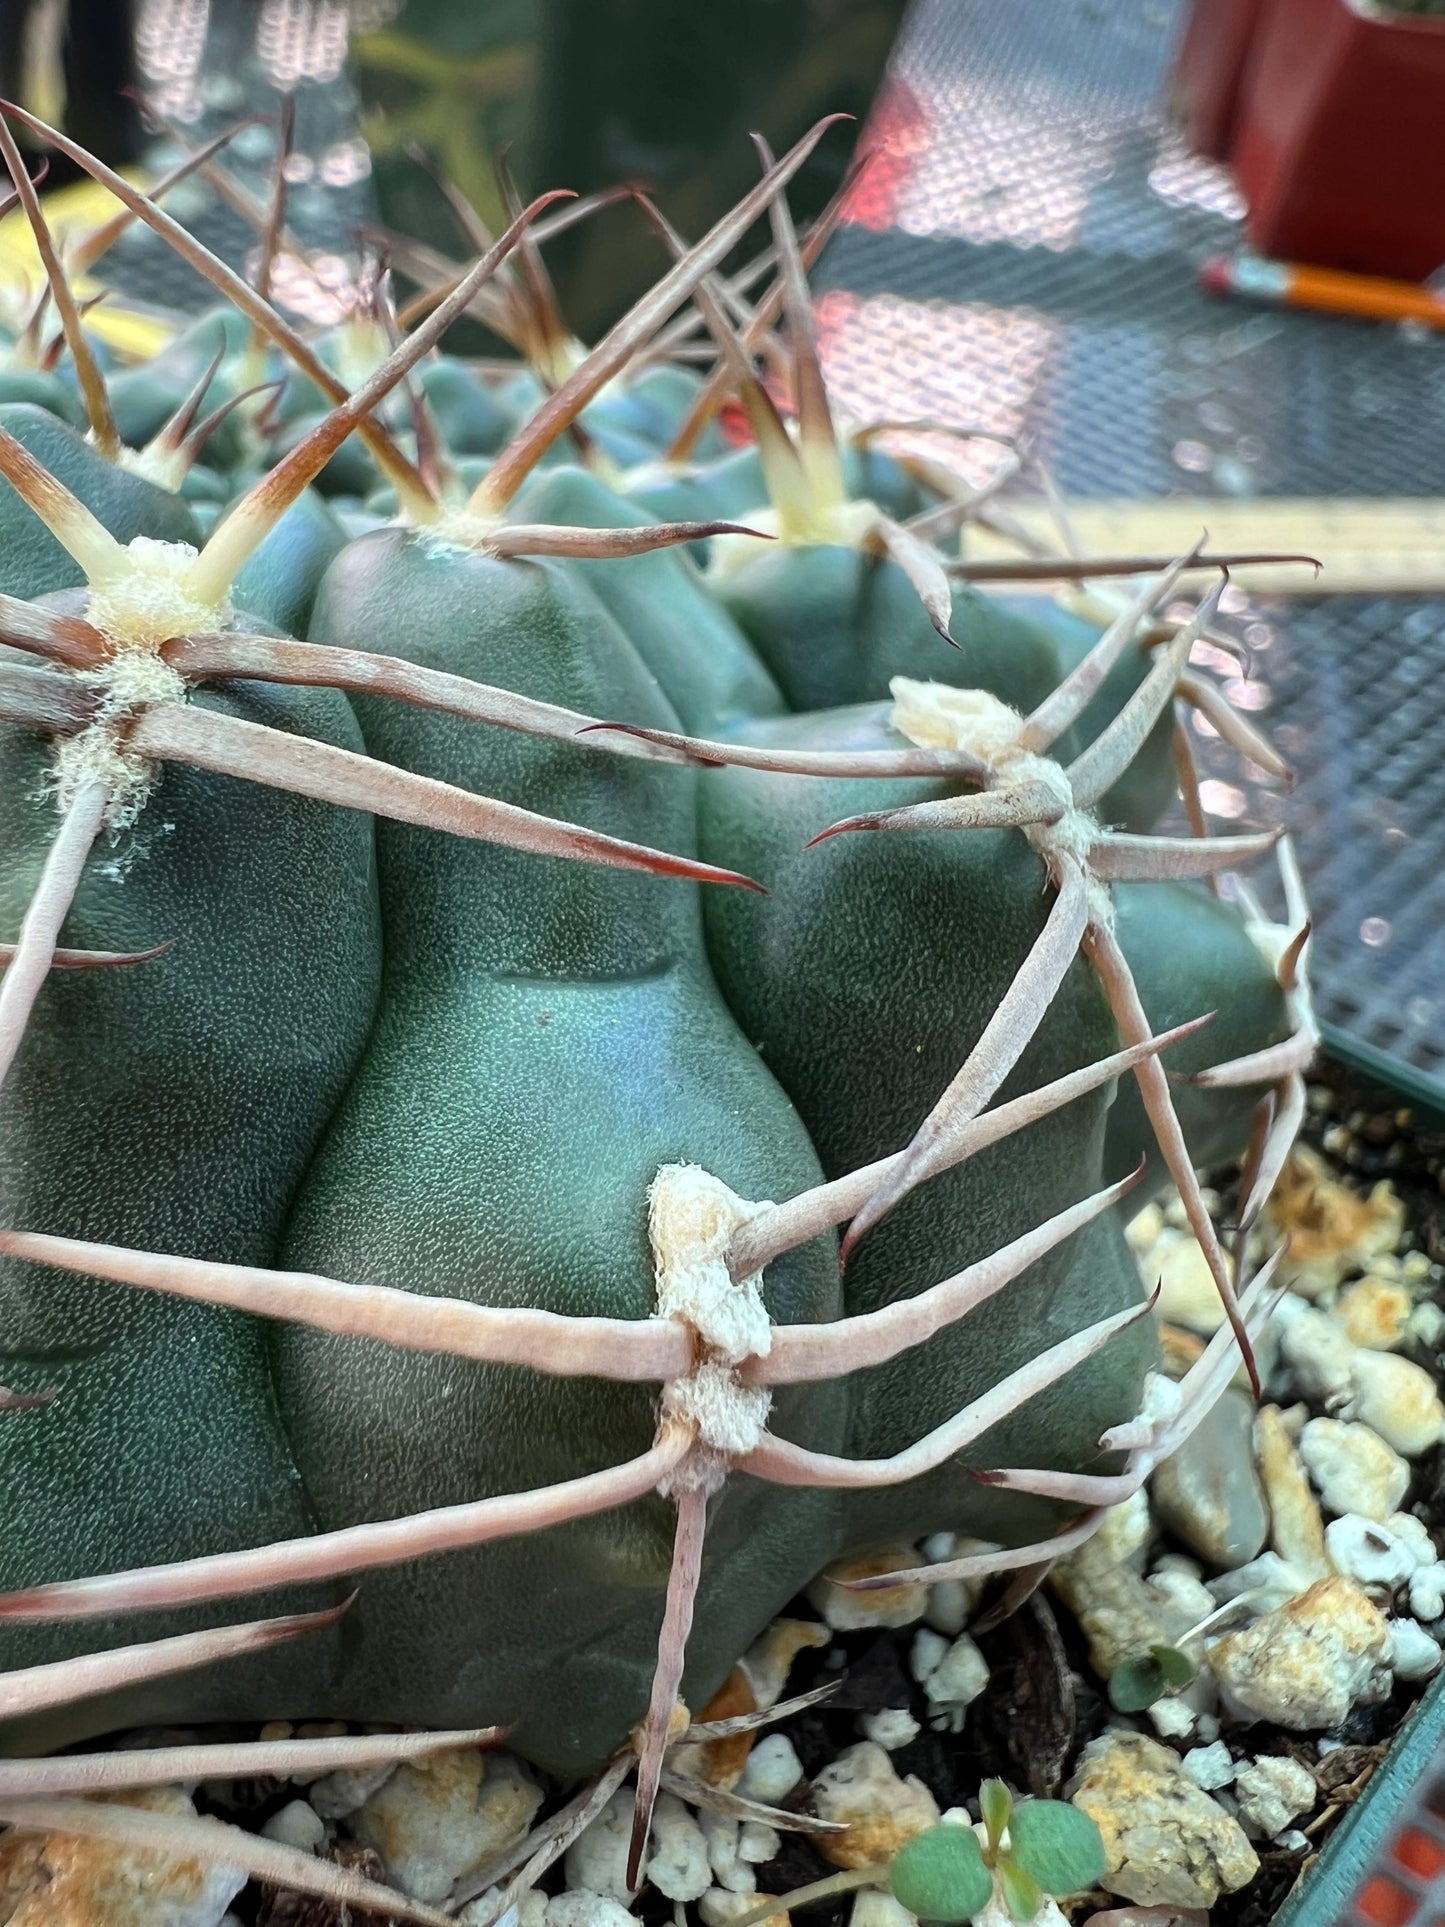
[1207,1576,1393,1727]
[811,1742,941,1870]
[1067,1731,1259,1909]
[0,1787,245,1927]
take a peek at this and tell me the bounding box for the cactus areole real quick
[0,106,1311,1863]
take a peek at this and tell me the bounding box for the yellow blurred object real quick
[960,496,1445,596]
[0,172,175,361]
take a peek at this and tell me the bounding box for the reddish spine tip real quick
[1198,256,1235,299]
[804,816,873,849]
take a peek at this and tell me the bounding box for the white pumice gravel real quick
[1299,1416,1411,1520]
[259,1798,326,1855]
[736,1732,805,1804]
[1232,1755,1318,1840]
[1181,1741,1236,1790]
[1389,1615,1445,1680]
[917,1633,989,1730]
[1325,1513,1424,1590]
[858,1707,922,1751]
[849,1891,918,1927]
[645,1792,712,1902]
[1346,1349,1445,1457]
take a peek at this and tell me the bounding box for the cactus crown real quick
[0,100,1317,1910]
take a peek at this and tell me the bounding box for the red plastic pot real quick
[1230,0,1445,280]
[1171,0,1268,160]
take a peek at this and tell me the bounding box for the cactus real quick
[0,105,1314,1892]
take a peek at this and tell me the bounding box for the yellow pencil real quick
[1201,251,1445,330]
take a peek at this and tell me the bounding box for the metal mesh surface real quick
[814,0,1445,1095]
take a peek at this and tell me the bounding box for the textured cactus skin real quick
[713,546,1063,716]
[0,690,379,1747]
[0,282,1295,1776]
[0,403,197,597]
[698,710,1156,1549]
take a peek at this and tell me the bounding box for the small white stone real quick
[1125,1202,1165,1254]
[1146,1566,1218,1624]
[849,1892,917,1927]
[1276,1303,1356,1403]
[1155,1232,1229,1334]
[1147,1696,1197,1740]
[1099,1488,1154,1565]
[260,1799,325,1855]
[1347,1350,1445,1457]
[1233,1756,1318,1840]
[920,1634,988,1727]
[737,1734,804,1805]
[738,1822,780,1865]
[0,1785,247,1926]
[308,1758,399,1819]
[1153,1552,1206,1579]
[701,1809,749,1893]
[1299,1418,1410,1522]
[1181,1741,1236,1790]
[972,1887,1068,1927]
[647,1793,712,1902]
[1277,1828,1312,1852]
[1409,1301,1445,1348]
[352,1750,544,1905]
[1411,1561,1445,1622]
[565,1789,635,1903]
[923,1579,971,1637]
[858,1708,921,1752]
[546,1894,636,1927]
[909,1629,949,1685]
[1389,1511,1436,1560]
[1390,1617,1444,1680]
[1325,1514,1419,1590]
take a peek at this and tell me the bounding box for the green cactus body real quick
[0,126,1307,1807]
[279,529,844,1770]
[0,403,198,598]
[711,544,1065,716]
[513,463,787,730]
[697,705,1156,1548]
[626,444,769,529]
[0,681,381,1746]
[229,488,348,636]
[0,371,86,427]
[417,358,514,457]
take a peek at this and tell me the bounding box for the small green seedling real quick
[733,1781,1107,1927]
[1106,1641,1199,1714]
[892,1781,1107,1922]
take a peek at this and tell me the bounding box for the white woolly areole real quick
[417,507,503,556]
[648,1162,774,1494]
[55,537,228,824]
[888,675,1109,916]
[85,537,227,648]
[52,650,187,825]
